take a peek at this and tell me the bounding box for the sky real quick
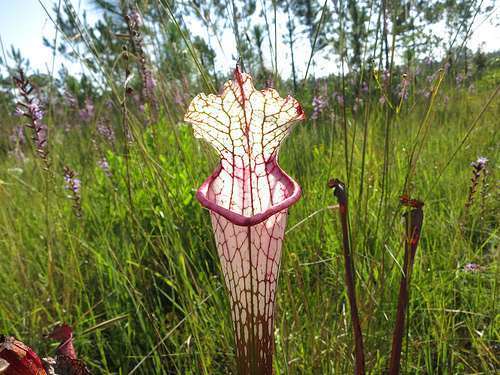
[0,0,58,73]
[0,0,99,76]
[0,0,499,79]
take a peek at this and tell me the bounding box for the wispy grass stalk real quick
[120,50,136,222]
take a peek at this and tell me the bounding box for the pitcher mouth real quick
[196,163,301,227]
[185,66,304,227]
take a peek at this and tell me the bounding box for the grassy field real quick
[0,62,498,374]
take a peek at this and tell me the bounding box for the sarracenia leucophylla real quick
[185,65,305,374]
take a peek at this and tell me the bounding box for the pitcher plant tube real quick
[388,196,424,375]
[328,179,366,375]
[185,65,305,374]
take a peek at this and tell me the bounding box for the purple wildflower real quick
[64,173,80,194]
[97,120,115,143]
[98,158,112,177]
[34,123,48,151]
[465,157,489,210]
[126,8,158,119]
[144,70,156,92]
[129,9,142,28]
[331,91,344,106]
[463,263,481,272]
[311,95,328,120]
[28,103,44,121]
[63,166,82,217]
[31,120,48,157]
[106,99,114,109]
[471,157,488,169]
[336,94,344,107]
[455,73,464,86]
[13,107,24,117]
[142,69,157,110]
[13,69,49,163]
[361,81,369,94]
[398,74,410,101]
[79,98,94,122]
[64,91,78,108]
[72,178,81,194]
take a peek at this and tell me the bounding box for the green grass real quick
[0,71,498,374]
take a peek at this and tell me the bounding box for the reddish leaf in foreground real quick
[0,336,47,375]
[185,66,305,374]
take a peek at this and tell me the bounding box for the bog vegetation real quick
[0,0,498,373]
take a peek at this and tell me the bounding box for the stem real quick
[212,212,288,375]
[44,162,53,298]
[388,197,424,375]
[302,0,328,84]
[286,2,297,92]
[328,179,365,375]
[121,53,135,220]
[273,0,278,84]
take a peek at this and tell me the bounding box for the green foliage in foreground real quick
[0,76,498,374]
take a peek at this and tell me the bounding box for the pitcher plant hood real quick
[184,65,305,226]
